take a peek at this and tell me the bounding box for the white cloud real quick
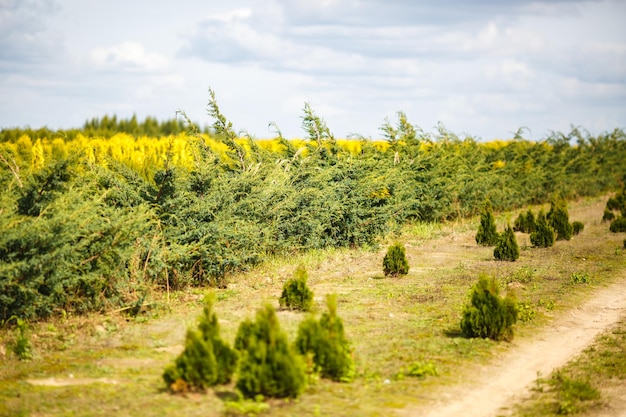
[1,0,625,141]
[91,41,169,72]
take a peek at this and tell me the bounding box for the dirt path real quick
[404,274,626,417]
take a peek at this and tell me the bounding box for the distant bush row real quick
[1,92,625,320]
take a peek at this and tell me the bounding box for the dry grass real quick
[1,195,624,417]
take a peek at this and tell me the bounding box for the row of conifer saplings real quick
[162,244,523,403]
[162,265,355,400]
[476,201,585,262]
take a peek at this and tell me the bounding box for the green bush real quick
[514,209,536,233]
[572,221,584,235]
[602,209,616,222]
[279,265,314,311]
[295,294,354,382]
[494,225,519,262]
[476,202,499,246]
[235,305,305,399]
[530,210,556,248]
[382,242,409,276]
[547,201,573,241]
[610,217,626,233]
[460,274,518,341]
[163,293,237,392]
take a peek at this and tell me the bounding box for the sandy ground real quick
[403,274,626,417]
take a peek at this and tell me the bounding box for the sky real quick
[1,0,625,141]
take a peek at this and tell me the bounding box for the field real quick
[1,106,626,416]
[0,194,625,416]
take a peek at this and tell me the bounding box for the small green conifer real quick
[235,305,305,399]
[572,221,584,235]
[476,202,500,246]
[163,293,237,391]
[279,265,314,311]
[547,201,573,240]
[460,274,518,341]
[610,217,626,232]
[494,225,519,262]
[295,294,354,382]
[383,242,409,276]
[513,209,536,233]
[530,210,555,248]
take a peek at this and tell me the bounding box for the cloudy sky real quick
[1,0,625,140]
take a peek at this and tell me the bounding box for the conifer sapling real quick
[163,293,237,392]
[530,210,555,248]
[494,225,519,262]
[235,305,306,399]
[295,294,354,382]
[383,242,409,276]
[279,264,314,311]
[476,202,499,246]
[460,274,518,341]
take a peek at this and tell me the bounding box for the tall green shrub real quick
[295,294,354,382]
[460,274,518,341]
[476,202,499,246]
[547,201,573,241]
[163,293,237,392]
[382,242,409,276]
[279,265,314,311]
[494,225,519,262]
[530,210,555,248]
[235,305,305,399]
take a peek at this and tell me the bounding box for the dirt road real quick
[404,275,626,417]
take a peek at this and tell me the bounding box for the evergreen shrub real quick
[295,294,354,382]
[513,209,536,233]
[572,221,584,235]
[602,209,616,222]
[476,202,499,246]
[610,217,626,233]
[383,242,409,276]
[494,225,519,262]
[460,274,518,341]
[279,265,314,311]
[235,305,305,399]
[547,201,573,241]
[163,293,237,392]
[530,210,555,248]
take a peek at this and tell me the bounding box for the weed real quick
[405,361,438,378]
[8,317,32,360]
[517,302,537,323]
[222,393,270,416]
[509,266,535,284]
[570,272,591,285]
[551,371,600,415]
[538,299,555,311]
